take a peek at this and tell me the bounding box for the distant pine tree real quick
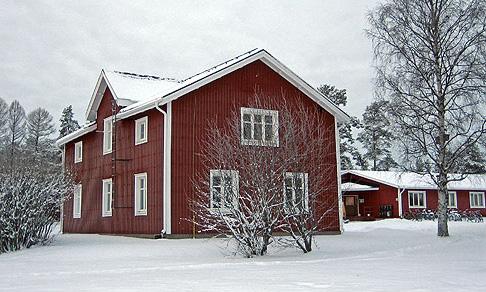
[58,105,80,139]
[26,108,57,163]
[358,100,396,171]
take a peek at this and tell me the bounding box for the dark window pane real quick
[265,125,273,141]
[243,122,252,140]
[243,113,251,122]
[264,115,273,124]
[254,123,263,141]
[254,114,262,123]
[213,186,222,208]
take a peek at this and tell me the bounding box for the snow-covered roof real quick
[61,48,350,147]
[343,170,486,191]
[341,182,379,192]
[56,122,97,147]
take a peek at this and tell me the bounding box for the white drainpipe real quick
[397,187,405,217]
[155,100,172,236]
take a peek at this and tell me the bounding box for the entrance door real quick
[344,196,358,217]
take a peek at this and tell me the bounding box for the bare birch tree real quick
[368,0,486,236]
[191,95,338,256]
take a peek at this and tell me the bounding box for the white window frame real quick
[470,192,485,208]
[408,191,426,208]
[74,141,83,163]
[103,117,113,155]
[102,178,113,217]
[284,172,309,212]
[209,170,239,211]
[447,191,457,208]
[240,107,279,147]
[73,184,82,219]
[134,172,148,216]
[135,116,148,145]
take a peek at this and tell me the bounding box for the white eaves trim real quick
[56,122,97,147]
[116,50,350,122]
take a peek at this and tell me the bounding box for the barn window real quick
[284,172,309,213]
[74,141,83,163]
[470,192,485,208]
[102,178,113,217]
[135,116,148,145]
[103,117,113,155]
[134,173,148,216]
[408,191,426,208]
[210,170,239,211]
[240,107,278,146]
[73,184,82,219]
[447,191,457,208]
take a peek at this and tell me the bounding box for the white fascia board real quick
[55,123,97,147]
[115,50,350,122]
[85,69,121,122]
[342,170,400,189]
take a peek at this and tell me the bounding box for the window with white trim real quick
[73,184,82,219]
[102,178,113,217]
[210,170,239,210]
[240,107,279,146]
[470,192,485,208]
[103,117,113,155]
[135,116,148,145]
[284,172,309,212]
[408,191,426,208]
[134,173,148,216]
[74,141,83,163]
[447,191,457,208]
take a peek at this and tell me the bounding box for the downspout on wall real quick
[335,119,344,233]
[155,100,172,236]
[397,187,405,217]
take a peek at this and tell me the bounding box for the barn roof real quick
[85,48,350,122]
[342,170,486,191]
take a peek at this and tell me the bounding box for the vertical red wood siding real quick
[170,60,340,234]
[63,59,341,235]
[63,89,164,234]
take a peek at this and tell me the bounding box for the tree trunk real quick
[437,173,449,236]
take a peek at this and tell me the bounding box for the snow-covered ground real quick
[1,219,485,291]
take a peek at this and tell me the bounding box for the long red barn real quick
[56,49,349,237]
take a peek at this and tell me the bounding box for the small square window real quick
[73,184,82,219]
[135,117,148,145]
[74,141,83,163]
[102,178,113,217]
[134,173,148,216]
[240,107,278,147]
[470,192,485,208]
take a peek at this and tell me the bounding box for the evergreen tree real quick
[358,100,396,170]
[58,105,80,139]
[317,85,363,170]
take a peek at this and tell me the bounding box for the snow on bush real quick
[0,168,73,253]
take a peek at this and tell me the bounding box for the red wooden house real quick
[341,170,486,219]
[56,49,349,237]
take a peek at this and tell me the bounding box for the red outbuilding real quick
[341,170,486,219]
[56,49,349,237]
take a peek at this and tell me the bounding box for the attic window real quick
[103,117,113,155]
[74,141,83,163]
[240,107,279,147]
[135,117,148,145]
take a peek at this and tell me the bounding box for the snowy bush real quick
[191,96,338,257]
[0,168,73,253]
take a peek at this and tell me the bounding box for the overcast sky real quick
[1,0,380,127]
